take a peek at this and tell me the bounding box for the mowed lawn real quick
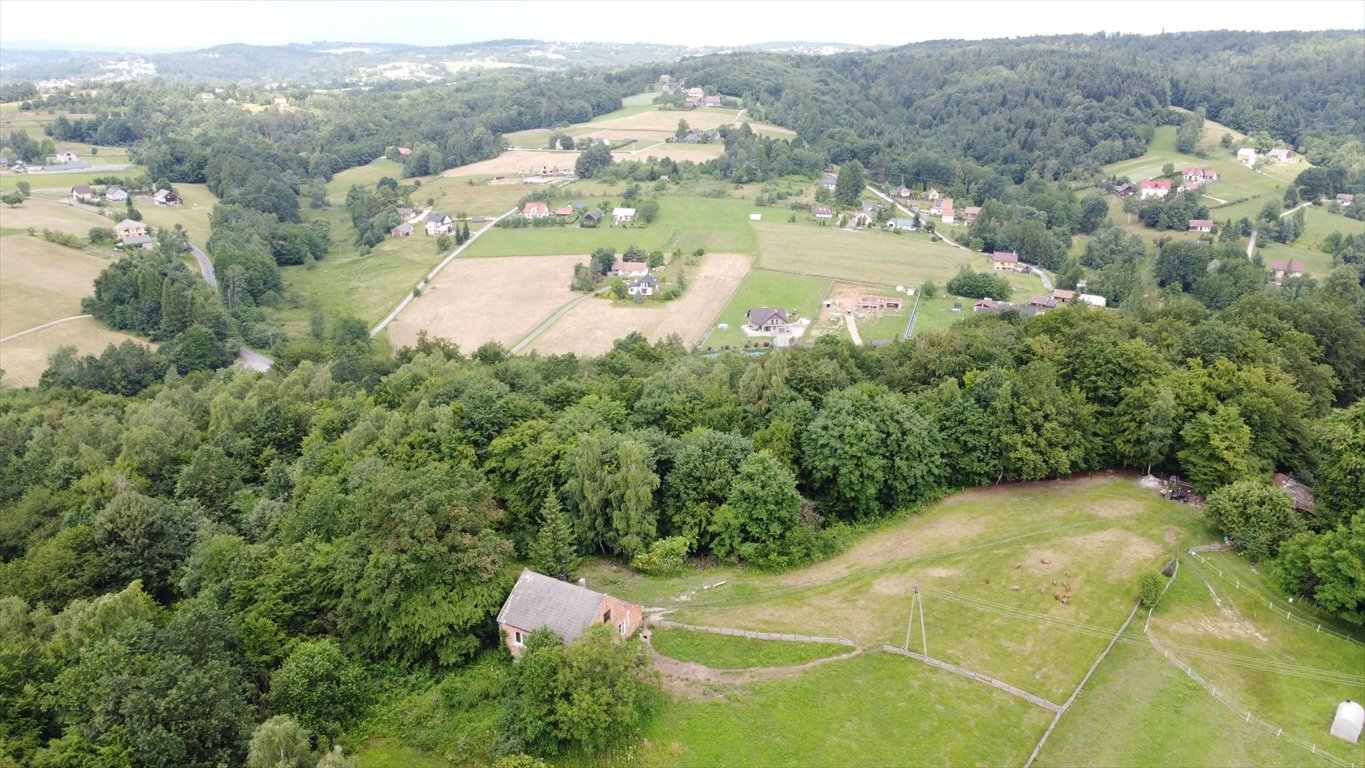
[0,197,117,238]
[650,628,850,669]
[1254,204,1362,278]
[703,269,830,350]
[135,183,218,245]
[462,196,759,258]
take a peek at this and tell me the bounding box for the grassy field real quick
[6,168,148,193]
[1,317,150,389]
[651,628,850,669]
[0,197,117,237]
[134,183,218,245]
[463,197,759,259]
[703,269,830,350]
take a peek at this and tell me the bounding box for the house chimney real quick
[577,578,587,588]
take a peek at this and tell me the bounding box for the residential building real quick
[1237,147,1257,165]
[1268,148,1295,163]
[1270,260,1305,280]
[612,207,637,225]
[70,185,96,203]
[523,201,550,219]
[119,234,154,250]
[747,307,790,333]
[820,172,838,190]
[886,218,917,231]
[496,569,642,656]
[1077,293,1108,307]
[814,204,834,220]
[1140,179,1171,200]
[940,199,955,225]
[582,208,604,227]
[153,189,182,206]
[54,150,78,164]
[1188,219,1214,233]
[425,213,454,236]
[990,251,1020,270]
[964,206,981,224]
[610,261,649,277]
[1113,183,1133,198]
[1050,289,1076,303]
[113,219,147,238]
[553,206,574,217]
[1336,193,1354,207]
[104,186,128,203]
[391,223,413,238]
[628,274,660,297]
[973,298,1000,313]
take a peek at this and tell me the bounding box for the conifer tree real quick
[529,490,577,578]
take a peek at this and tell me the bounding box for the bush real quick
[1139,572,1164,606]
[630,535,692,575]
[945,266,1011,300]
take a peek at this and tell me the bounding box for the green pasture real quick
[135,183,218,245]
[702,269,830,350]
[650,628,850,669]
[462,197,759,258]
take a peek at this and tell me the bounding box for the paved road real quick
[1246,230,1258,260]
[370,204,525,338]
[188,243,217,291]
[182,238,273,370]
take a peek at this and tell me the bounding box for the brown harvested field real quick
[1,317,150,388]
[529,252,750,356]
[0,198,116,237]
[0,234,121,336]
[386,254,584,352]
[441,150,579,177]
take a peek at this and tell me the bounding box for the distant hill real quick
[0,38,887,88]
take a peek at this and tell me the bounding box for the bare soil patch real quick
[441,150,578,178]
[592,109,741,132]
[620,145,726,164]
[386,255,583,352]
[782,515,989,587]
[528,252,750,356]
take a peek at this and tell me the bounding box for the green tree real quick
[1274,512,1365,625]
[574,142,613,179]
[93,490,199,600]
[16,180,30,198]
[637,199,660,224]
[834,161,866,208]
[270,639,367,740]
[1205,480,1302,561]
[246,716,314,768]
[710,450,804,566]
[528,491,578,578]
[1175,108,1205,154]
[1177,403,1259,494]
[2,193,23,207]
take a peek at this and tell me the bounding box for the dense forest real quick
[2,29,1364,766]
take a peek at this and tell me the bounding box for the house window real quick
[603,609,612,624]
[513,630,524,647]
[618,621,628,637]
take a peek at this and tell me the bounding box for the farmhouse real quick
[104,186,128,203]
[70,185,96,203]
[396,207,414,220]
[814,204,834,220]
[1139,179,1171,200]
[973,298,1000,313]
[496,569,642,656]
[113,219,147,238]
[553,205,573,218]
[610,260,649,277]
[1050,289,1075,303]
[1269,260,1304,280]
[582,208,604,227]
[391,223,412,238]
[886,218,917,231]
[119,234,154,250]
[897,186,912,198]
[153,189,182,206]
[54,150,78,164]
[628,274,660,297]
[1237,147,1257,165]
[1188,219,1214,233]
[523,201,550,219]
[820,172,838,190]
[425,213,454,236]
[990,251,1020,270]
[1113,183,1133,198]
[1268,148,1295,163]
[1336,193,1354,207]
[747,307,790,334]
[612,207,637,225]
[964,206,981,224]
[1028,296,1057,311]
[1182,167,1219,184]
[939,199,955,224]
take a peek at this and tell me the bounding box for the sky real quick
[0,0,1360,49]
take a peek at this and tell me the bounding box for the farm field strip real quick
[0,317,150,388]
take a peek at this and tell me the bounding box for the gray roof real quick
[748,307,789,327]
[630,275,660,288]
[120,234,152,245]
[497,569,610,644]
[889,218,916,228]
[427,212,451,223]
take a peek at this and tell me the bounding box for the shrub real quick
[1139,572,1164,606]
[630,535,692,576]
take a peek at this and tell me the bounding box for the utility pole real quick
[903,584,928,657]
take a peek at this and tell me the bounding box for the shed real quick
[1331,700,1363,744]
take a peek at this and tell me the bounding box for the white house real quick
[612,207,637,225]
[1268,148,1295,163]
[1140,180,1171,200]
[813,204,834,220]
[1237,148,1257,165]
[610,260,649,277]
[104,186,128,203]
[425,213,454,236]
[54,150,78,164]
[628,275,660,297]
[886,218,917,231]
[523,201,549,219]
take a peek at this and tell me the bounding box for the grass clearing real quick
[0,232,121,336]
[651,628,849,669]
[1,317,150,389]
[0,197,117,237]
[7,168,148,193]
[463,196,759,259]
[703,269,830,350]
[134,183,218,245]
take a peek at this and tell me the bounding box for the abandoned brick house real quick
[495,569,643,656]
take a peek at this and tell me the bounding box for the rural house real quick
[886,218,917,231]
[1050,289,1076,303]
[1188,219,1214,233]
[1027,296,1057,312]
[114,219,147,238]
[553,205,573,218]
[1113,183,1133,198]
[990,251,1020,270]
[1268,148,1295,163]
[119,234,154,250]
[1270,260,1304,280]
[1139,179,1171,199]
[964,206,981,224]
[582,208,604,227]
[523,201,550,219]
[396,207,414,220]
[612,207,637,225]
[104,186,128,203]
[628,274,660,297]
[391,223,412,238]
[1237,147,1257,165]
[1335,193,1354,207]
[54,150,78,164]
[425,213,454,236]
[153,189,182,206]
[1273,473,1316,515]
[747,307,790,334]
[814,204,834,220]
[897,186,912,198]
[973,298,1000,313]
[496,569,643,656]
[704,95,722,107]
[610,260,649,277]
[939,199,955,224]
[70,185,96,203]
[820,172,838,190]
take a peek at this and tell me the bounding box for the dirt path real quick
[844,310,863,345]
[648,643,864,700]
[0,314,92,343]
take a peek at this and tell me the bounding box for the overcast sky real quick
[1,0,1360,49]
